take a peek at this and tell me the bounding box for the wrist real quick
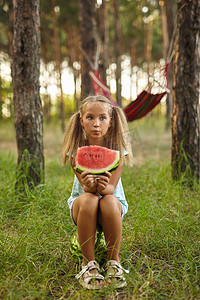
[97,184,114,195]
[83,185,97,193]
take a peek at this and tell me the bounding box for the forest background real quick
[0,0,200,299]
[0,0,173,122]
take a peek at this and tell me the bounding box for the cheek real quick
[81,117,89,127]
[107,118,112,128]
[82,121,91,131]
[103,121,111,131]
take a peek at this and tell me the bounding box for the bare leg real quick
[98,195,123,285]
[98,195,122,261]
[72,192,99,265]
[72,193,105,288]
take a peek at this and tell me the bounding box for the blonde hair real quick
[62,95,133,166]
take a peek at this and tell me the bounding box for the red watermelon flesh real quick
[75,146,120,174]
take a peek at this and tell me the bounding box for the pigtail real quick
[107,105,134,167]
[62,111,84,165]
[106,106,118,149]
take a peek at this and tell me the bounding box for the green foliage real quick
[41,94,76,121]
[119,0,162,63]
[0,143,199,298]
[172,141,199,186]
[70,231,107,266]
[119,0,145,59]
[122,164,200,298]
[0,152,74,299]
[152,15,163,61]
[0,0,9,53]
[57,0,80,27]
[0,66,13,119]
[1,0,166,121]
[15,149,44,194]
[40,0,80,63]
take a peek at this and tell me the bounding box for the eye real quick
[87,116,93,120]
[100,116,106,120]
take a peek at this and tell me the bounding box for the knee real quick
[79,193,99,216]
[99,195,122,218]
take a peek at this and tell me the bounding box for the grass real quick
[0,117,200,299]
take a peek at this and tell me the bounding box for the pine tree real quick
[12,0,44,189]
[171,0,200,182]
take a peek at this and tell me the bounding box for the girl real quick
[62,95,133,289]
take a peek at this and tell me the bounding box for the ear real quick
[79,115,84,127]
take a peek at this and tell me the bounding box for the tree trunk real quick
[12,0,44,189]
[130,39,137,101]
[171,0,200,182]
[7,0,14,119]
[8,0,14,61]
[165,0,176,127]
[79,0,97,100]
[65,24,80,110]
[160,2,169,60]
[144,16,153,91]
[51,0,65,131]
[99,0,109,85]
[113,0,122,106]
[41,11,52,123]
[43,64,52,123]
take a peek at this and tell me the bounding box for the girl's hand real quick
[96,171,111,193]
[81,171,97,193]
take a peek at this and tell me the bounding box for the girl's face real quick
[80,102,111,146]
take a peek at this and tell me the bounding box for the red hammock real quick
[89,69,167,122]
[123,90,166,122]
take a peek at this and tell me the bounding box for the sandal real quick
[104,260,129,288]
[75,260,105,289]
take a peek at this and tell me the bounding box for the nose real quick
[94,119,100,127]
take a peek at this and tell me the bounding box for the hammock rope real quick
[89,69,167,122]
[81,43,169,122]
[79,4,181,122]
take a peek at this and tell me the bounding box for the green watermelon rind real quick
[75,162,119,174]
[75,147,120,175]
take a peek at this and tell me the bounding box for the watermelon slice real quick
[75,145,120,174]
